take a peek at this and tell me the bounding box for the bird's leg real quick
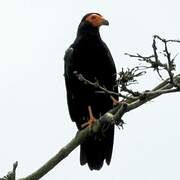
[81,106,96,128]
[110,95,119,106]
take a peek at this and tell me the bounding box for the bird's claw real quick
[81,106,96,129]
[110,96,119,106]
[81,117,96,128]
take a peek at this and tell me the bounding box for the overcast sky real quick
[0,0,180,180]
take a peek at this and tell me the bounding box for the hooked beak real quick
[101,19,109,26]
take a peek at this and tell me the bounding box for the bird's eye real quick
[91,15,96,20]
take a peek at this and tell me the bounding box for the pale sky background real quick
[0,0,180,180]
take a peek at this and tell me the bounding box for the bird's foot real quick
[81,117,96,128]
[81,106,96,128]
[110,96,120,106]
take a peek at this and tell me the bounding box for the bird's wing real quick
[103,41,117,74]
[64,47,77,122]
[64,47,74,79]
[102,42,119,99]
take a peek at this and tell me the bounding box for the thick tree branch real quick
[1,35,180,180]
[18,113,113,180]
[0,162,18,180]
[15,74,180,180]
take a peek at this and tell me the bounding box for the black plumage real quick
[64,13,118,170]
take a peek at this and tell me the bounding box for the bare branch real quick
[73,71,136,100]
[1,35,180,180]
[16,74,179,179]
[153,35,180,43]
[17,112,115,180]
[0,162,18,180]
[11,72,178,180]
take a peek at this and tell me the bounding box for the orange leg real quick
[81,106,96,128]
[110,95,119,106]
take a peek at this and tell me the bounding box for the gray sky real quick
[0,0,180,179]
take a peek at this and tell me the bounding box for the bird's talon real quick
[110,96,119,106]
[81,122,89,128]
[81,117,96,129]
[81,106,96,128]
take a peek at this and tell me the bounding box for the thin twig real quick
[73,71,136,100]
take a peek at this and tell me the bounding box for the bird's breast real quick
[74,39,108,73]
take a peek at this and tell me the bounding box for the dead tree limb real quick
[1,35,180,180]
[17,74,180,180]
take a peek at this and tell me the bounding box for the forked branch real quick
[1,35,180,180]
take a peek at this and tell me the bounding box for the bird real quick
[64,13,118,170]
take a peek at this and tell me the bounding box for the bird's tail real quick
[80,125,114,170]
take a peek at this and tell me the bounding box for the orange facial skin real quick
[85,13,109,27]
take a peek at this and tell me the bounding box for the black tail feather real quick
[80,125,114,170]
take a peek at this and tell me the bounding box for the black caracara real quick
[64,13,118,170]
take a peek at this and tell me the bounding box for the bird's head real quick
[82,13,109,27]
[77,13,109,35]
